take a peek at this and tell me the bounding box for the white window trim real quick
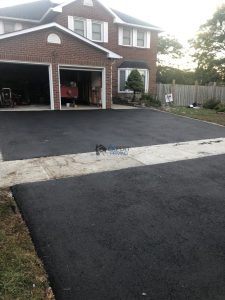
[121,27,133,47]
[119,26,151,49]
[69,16,108,43]
[118,68,149,94]
[1,21,23,34]
[136,30,147,48]
[73,17,87,37]
[91,20,104,42]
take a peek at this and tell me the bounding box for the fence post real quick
[172,80,176,105]
[213,82,217,99]
[195,80,198,103]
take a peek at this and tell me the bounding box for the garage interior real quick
[0,63,50,109]
[60,69,102,108]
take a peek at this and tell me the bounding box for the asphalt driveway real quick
[13,154,225,300]
[1,109,225,161]
[3,109,225,299]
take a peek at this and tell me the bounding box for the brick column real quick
[51,63,61,110]
[106,65,112,109]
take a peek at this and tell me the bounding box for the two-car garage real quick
[0,61,106,110]
[0,23,121,110]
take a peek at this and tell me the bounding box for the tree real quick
[190,4,225,84]
[157,66,196,84]
[126,69,144,101]
[157,35,183,66]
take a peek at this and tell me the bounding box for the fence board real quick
[156,84,225,106]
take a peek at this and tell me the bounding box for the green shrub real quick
[141,94,161,107]
[203,99,221,109]
[215,103,225,112]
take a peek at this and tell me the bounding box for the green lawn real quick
[162,106,225,126]
[0,189,54,300]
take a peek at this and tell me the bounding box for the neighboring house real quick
[0,0,161,110]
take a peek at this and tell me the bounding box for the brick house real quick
[0,0,161,110]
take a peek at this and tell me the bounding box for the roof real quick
[111,9,161,31]
[0,0,56,22]
[0,0,161,31]
[0,22,122,59]
[119,61,149,69]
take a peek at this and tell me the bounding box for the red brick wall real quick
[0,28,112,109]
[53,0,159,97]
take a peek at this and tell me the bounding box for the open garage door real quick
[59,66,106,109]
[0,62,53,110]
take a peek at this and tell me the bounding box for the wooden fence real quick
[156,83,225,106]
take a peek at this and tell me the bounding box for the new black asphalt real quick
[13,154,225,300]
[1,109,225,161]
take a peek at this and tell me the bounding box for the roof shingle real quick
[0,0,56,21]
[112,8,160,29]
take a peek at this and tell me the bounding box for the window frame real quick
[137,30,146,48]
[91,20,104,42]
[3,21,15,34]
[73,17,87,37]
[118,68,149,93]
[122,27,133,47]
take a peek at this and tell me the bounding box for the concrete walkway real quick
[1,137,225,188]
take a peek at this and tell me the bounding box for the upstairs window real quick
[68,16,108,42]
[4,21,15,34]
[74,18,86,36]
[92,21,102,41]
[119,27,150,48]
[83,0,93,6]
[122,28,132,46]
[137,30,146,47]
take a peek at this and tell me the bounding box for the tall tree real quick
[157,35,183,66]
[191,4,225,84]
[157,66,195,84]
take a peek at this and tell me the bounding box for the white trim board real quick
[0,22,122,59]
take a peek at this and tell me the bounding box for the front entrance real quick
[59,66,106,109]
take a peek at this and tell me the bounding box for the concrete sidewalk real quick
[1,137,225,188]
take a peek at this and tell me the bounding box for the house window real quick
[69,17,107,42]
[137,30,146,47]
[47,33,61,44]
[118,69,149,93]
[3,21,15,33]
[74,18,86,36]
[92,21,103,41]
[83,0,93,6]
[123,28,132,46]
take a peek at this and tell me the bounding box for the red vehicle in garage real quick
[61,83,78,106]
